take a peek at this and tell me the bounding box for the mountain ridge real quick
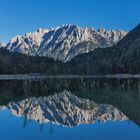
[5,24,127,62]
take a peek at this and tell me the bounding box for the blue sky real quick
[0,0,140,42]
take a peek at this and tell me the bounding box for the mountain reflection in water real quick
[0,78,140,127]
[6,91,127,127]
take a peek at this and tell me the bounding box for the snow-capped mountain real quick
[6,25,127,62]
[7,91,127,127]
[0,42,6,48]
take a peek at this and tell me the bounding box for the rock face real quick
[6,25,127,62]
[8,91,127,127]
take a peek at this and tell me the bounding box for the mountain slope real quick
[68,24,140,74]
[6,25,127,62]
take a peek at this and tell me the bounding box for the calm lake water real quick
[0,77,140,140]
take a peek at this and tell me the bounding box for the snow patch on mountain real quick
[0,42,6,48]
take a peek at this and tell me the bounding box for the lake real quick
[0,77,140,140]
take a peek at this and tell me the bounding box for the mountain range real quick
[0,23,139,75]
[5,24,127,62]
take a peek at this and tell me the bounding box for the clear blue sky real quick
[0,0,140,42]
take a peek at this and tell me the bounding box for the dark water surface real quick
[0,77,140,140]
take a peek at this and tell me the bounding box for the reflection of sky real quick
[0,109,140,140]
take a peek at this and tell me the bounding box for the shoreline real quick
[0,74,139,80]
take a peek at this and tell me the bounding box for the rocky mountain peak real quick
[6,24,127,62]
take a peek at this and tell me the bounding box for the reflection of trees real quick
[0,78,139,103]
[39,124,44,132]
[23,118,28,128]
[49,125,55,135]
[22,118,55,135]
